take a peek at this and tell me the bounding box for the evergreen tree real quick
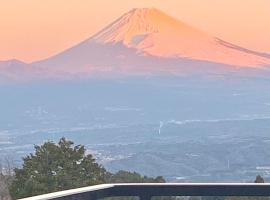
[255,175,265,183]
[9,138,107,199]
[107,170,165,183]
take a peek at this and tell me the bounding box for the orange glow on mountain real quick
[0,0,270,62]
[92,8,270,67]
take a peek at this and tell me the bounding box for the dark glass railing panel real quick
[101,197,139,200]
[101,197,270,200]
[152,196,270,200]
[100,197,270,200]
[18,184,270,200]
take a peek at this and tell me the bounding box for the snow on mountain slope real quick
[2,8,270,83]
[34,8,270,75]
[34,8,270,74]
[92,8,270,67]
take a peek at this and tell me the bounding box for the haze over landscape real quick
[1,2,270,183]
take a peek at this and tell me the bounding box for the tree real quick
[0,156,14,200]
[0,174,10,200]
[225,175,268,200]
[9,138,107,199]
[255,175,265,183]
[106,170,165,183]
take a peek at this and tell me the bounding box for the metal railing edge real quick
[18,183,270,200]
[18,184,114,200]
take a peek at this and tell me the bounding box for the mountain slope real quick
[92,8,270,67]
[34,8,270,75]
[0,60,40,82]
[0,59,69,82]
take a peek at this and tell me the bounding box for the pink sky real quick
[1,0,270,62]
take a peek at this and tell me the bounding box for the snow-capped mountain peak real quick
[32,7,270,77]
[91,8,270,67]
[92,8,203,46]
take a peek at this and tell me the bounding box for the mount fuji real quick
[2,8,270,81]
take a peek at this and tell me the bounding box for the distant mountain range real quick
[1,8,270,82]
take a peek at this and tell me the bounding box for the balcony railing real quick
[19,183,270,200]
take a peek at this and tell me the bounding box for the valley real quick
[1,79,270,182]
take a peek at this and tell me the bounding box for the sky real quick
[0,0,270,62]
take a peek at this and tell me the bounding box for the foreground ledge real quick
[19,183,270,200]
